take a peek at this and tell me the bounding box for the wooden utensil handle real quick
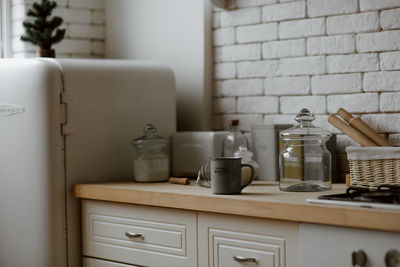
[169,177,190,185]
[328,114,378,147]
[337,108,392,147]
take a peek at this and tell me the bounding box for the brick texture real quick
[307,35,355,55]
[327,54,379,73]
[237,60,278,78]
[263,39,305,59]
[279,18,325,39]
[380,8,400,30]
[265,76,310,95]
[279,56,326,75]
[212,0,400,171]
[237,96,279,113]
[236,23,277,43]
[262,1,306,22]
[327,12,379,35]
[380,93,400,112]
[280,96,326,114]
[307,0,358,17]
[380,52,400,70]
[364,71,400,92]
[357,30,400,52]
[327,93,379,113]
[360,0,400,11]
[311,74,362,95]
[220,7,261,27]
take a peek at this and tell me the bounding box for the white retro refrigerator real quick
[0,59,176,267]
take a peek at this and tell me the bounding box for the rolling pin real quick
[328,114,378,147]
[337,108,392,147]
[169,177,190,185]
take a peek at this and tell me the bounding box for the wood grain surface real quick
[74,181,400,232]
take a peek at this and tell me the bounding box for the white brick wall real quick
[307,0,357,17]
[279,18,325,39]
[327,93,379,113]
[262,1,306,23]
[265,76,310,95]
[327,53,379,73]
[11,0,105,58]
[311,74,362,95]
[212,0,400,179]
[307,35,355,55]
[364,71,400,92]
[237,60,278,78]
[357,30,400,52]
[327,12,379,35]
[236,23,277,43]
[262,39,305,59]
[380,52,400,70]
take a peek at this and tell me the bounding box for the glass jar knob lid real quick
[295,108,315,124]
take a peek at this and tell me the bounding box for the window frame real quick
[0,0,11,57]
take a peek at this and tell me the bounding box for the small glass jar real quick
[131,123,169,182]
[279,108,332,192]
[234,145,259,185]
[221,119,249,157]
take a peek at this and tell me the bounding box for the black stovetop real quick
[319,185,400,204]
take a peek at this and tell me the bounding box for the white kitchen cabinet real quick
[82,200,299,267]
[300,223,400,267]
[83,257,138,267]
[198,212,299,267]
[82,200,197,267]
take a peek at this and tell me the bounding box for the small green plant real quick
[20,0,65,50]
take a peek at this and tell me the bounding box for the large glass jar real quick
[279,109,332,192]
[131,123,169,182]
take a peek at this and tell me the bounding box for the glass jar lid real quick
[280,108,331,141]
[131,123,168,147]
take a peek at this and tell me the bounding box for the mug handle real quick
[240,164,254,189]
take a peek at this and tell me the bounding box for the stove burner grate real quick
[319,184,400,204]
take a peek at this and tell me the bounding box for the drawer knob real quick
[233,256,257,263]
[385,249,400,267]
[125,232,144,240]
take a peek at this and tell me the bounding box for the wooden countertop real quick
[74,181,400,232]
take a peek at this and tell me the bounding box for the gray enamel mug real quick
[211,157,255,194]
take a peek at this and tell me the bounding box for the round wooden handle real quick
[337,108,392,147]
[169,177,190,185]
[328,114,378,147]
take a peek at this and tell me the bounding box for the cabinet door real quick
[198,212,299,267]
[300,223,400,267]
[82,200,197,267]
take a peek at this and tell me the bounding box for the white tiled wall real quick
[212,0,400,178]
[10,0,104,58]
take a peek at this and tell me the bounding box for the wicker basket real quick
[346,146,400,190]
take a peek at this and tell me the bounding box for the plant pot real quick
[37,49,55,58]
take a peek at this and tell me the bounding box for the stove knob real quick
[352,250,367,266]
[385,249,400,267]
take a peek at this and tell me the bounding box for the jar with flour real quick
[131,123,169,182]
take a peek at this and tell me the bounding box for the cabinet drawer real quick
[83,257,138,267]
[198,212,298,267]
[82,200,197,267]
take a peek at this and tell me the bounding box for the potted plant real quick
[20,0,65,58]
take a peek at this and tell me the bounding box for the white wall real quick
[212,0,400,180]
[105,0,213,131]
